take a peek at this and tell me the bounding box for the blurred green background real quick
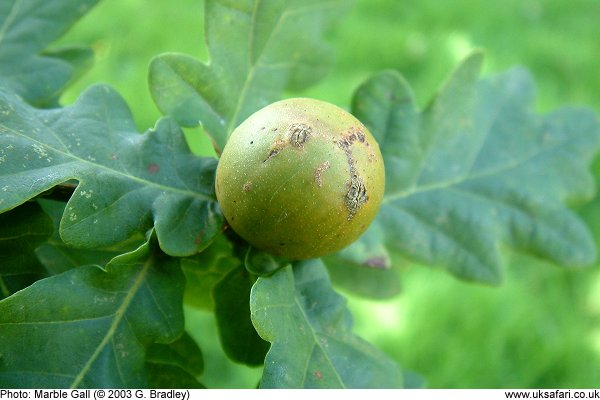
[58,0,600,388]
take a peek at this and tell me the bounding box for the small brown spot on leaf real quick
[314,371,323,380]
[314,160,331,187]
[194,230,205,245]
[147,163,160,174]
[365,257,388,269]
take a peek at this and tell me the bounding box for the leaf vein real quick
[2,123,211,201]
[69,260,151,388]
[292,295,345,388]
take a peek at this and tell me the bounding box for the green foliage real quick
[250,261,403,388]
[0,234,188,388]
[350,52,599,283]
[1,0,599,390]
[149,0,352,152]
[35,199,145,275]
[0,0,98,106]
[0,85,222,256]
[214,266,270,366]
[146,333,205,389]
[180,234,239,310]
[0,202,53,299]
[322,223,401,299]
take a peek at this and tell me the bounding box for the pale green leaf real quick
[149,0,352,152]
[322,223,401,299]
[351,52,600,283]
[250,260,403,388]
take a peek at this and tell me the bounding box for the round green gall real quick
[215,98,385,260]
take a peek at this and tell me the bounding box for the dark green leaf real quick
[146,333,205,389]
[0,201,53,299]
[0,85,223,257]
[250,260,403,388]
[149,0,352,152]
[181,234,239,310]
[0,0,98,106]
[214,266,269,366]
[35,199,145,275]
[351,52,600,283]
[0,234,185,388]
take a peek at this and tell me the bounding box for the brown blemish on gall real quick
[242,181,252,193]
[263,138,287,162]
[314,160,331,187]
[335,127,371,219]
[345,174,368,220]
[336,126,364,149]
[289,123,311,147]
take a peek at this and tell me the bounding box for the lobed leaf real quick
[34,199,145,276]
[0,0,98,106]
[250,260,403,388]
[149,0,352,152]
[0,85,223,257]
[351,52,600,283]
[0,234,186,388]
